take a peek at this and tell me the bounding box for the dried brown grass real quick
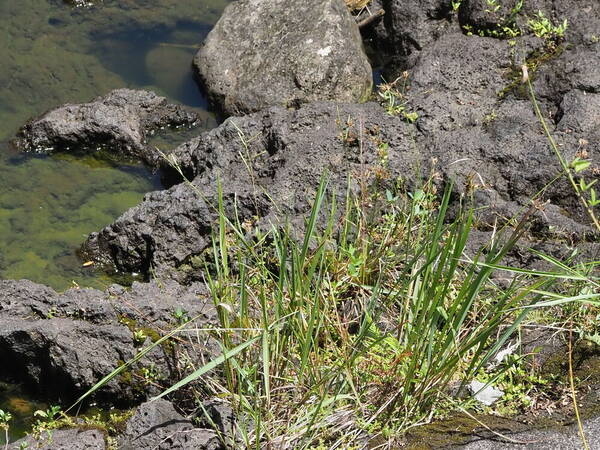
[345,0,371,12]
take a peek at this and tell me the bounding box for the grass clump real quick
[70,162,600,447]
[377,73,419,123]
[140,169,593,448]
[69,77,600,446]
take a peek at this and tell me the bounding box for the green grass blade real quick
[152,335,261,402]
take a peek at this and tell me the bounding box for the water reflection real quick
[0,0,229,290]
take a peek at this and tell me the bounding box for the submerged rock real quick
[194,0,372,115]
[0,279,218,405]
[13,89,198,163]
[0,0,229,140]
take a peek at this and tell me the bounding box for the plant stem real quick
[526,77,600,232]
[568,325,590,450]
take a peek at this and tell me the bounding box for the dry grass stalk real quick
[345,0,371,12]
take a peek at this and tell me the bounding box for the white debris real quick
[488,341,519,369]
[469,380,504,406]
[317,46,332,57]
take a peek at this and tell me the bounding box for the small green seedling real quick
[528,11,567,39]
[173,307,190,324]
[34,405,61,423]
[133,329,147,345]
[0,408,12,447]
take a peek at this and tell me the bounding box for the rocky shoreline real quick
[2,0,600,448]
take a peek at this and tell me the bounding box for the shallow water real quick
[0,0,229,291]
[0,382,48,445]
[0,143,161,290]
[0,0,230,442]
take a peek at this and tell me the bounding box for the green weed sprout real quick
[528,11,568,40]
[0,409,12,449]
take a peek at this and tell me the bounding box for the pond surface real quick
[0,0,229,292]
[0,382,48,445]
[0,0,229,442]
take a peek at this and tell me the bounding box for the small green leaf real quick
[572,158,591,173]
[590,188,600,207]
[582,332,600,346]
[580,178,597,192]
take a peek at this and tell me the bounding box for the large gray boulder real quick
[194,0,373,116]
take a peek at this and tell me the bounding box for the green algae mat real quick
[0,0,229,291]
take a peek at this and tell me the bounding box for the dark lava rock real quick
[80,75,600,280]
[118,399,222,450]
[86,49,600,281]
[534,42,600,103]
[13,89,198,163]
[459,0,600,47]
[457,0,522,32]
[370,0,457,74]
[195,399,237,437]
[554,1,600,46]
[72,0,599,284]
[10,428,106,450]
[373,0,600,78]
[405,32,600,232]
[194,0,372,116]
[407,32,512,133]
[461,414,600,449]
[81,101,417,281]
[0,279,218,405]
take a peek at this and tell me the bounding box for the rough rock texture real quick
[462,414,600,449]
[459,0,600,46]
[195,399,238,438]
[405,33,600,232]
[21,0,595,286]
[81,102,417,281]
[10,428,106,450]
[369,0,456,74]
[13,89,198,162]
[534,43,600,102]
[118,400,223,450]
[81,84,600,281]
[194,0,372,116]
[371,0,600,78]
[0,279,217,405]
